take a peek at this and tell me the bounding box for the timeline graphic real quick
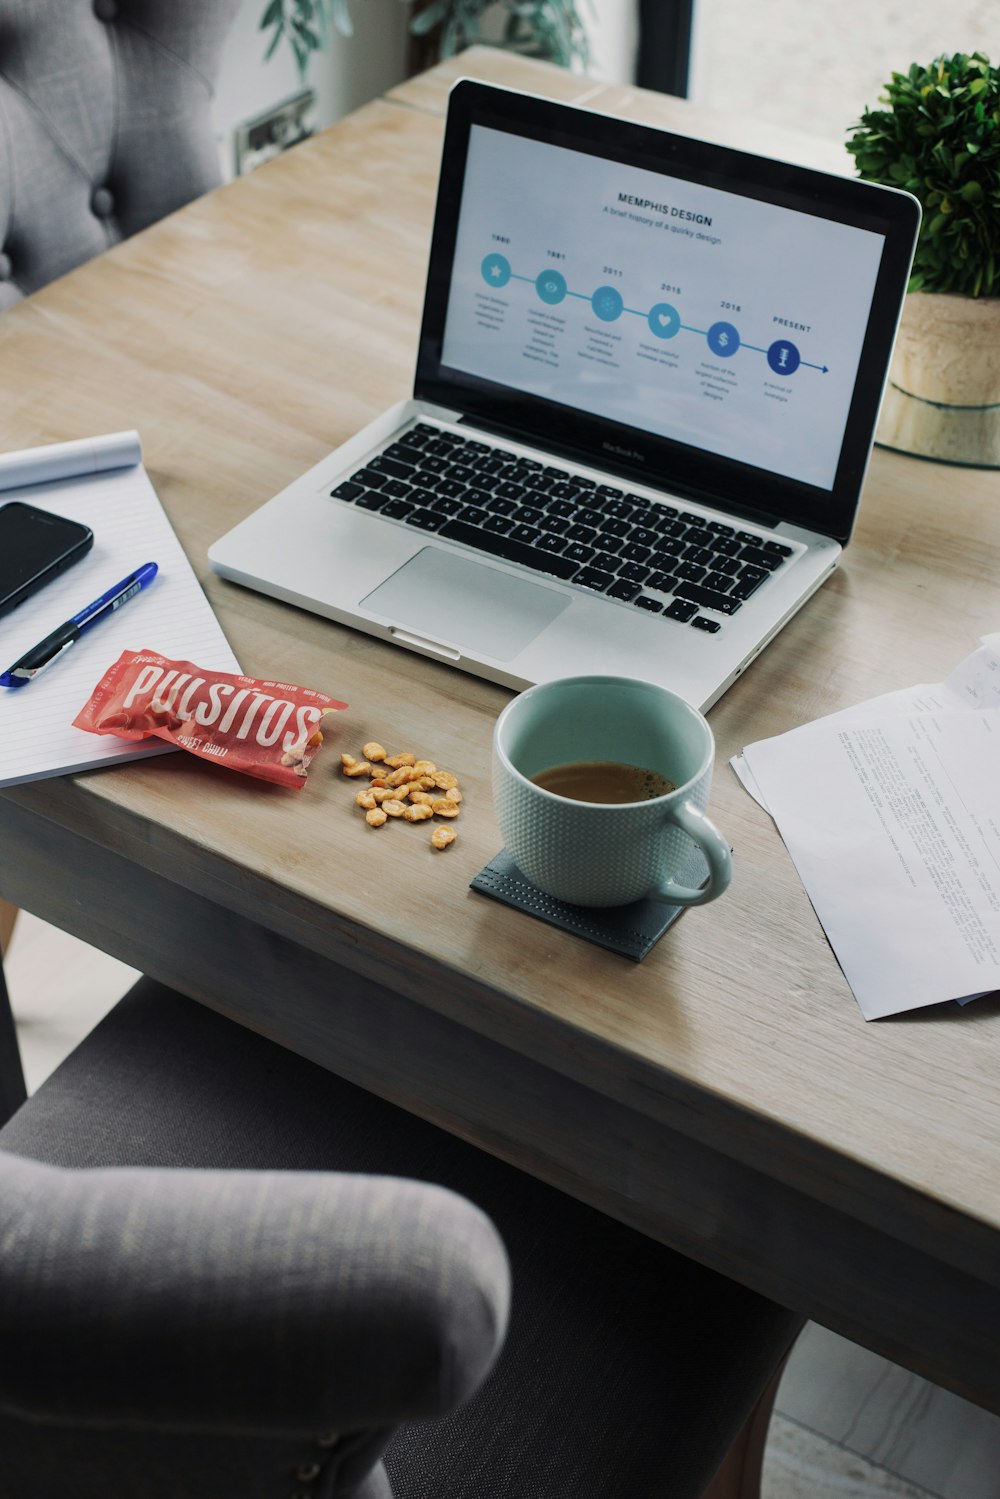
[480,252,830,376]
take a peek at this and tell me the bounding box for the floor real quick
[6,2,1000,1494]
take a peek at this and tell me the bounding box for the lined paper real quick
[0,433,239,788]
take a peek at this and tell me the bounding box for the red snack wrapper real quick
[74,650,347,788]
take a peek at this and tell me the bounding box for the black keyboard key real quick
[438,519,580,579]
[564,542,595,564]
[567,523,599,546]
[332,480,364,501]
[634,595,664,613]
[596,484,625,501]
[674,561,706,582]
[711,555,740,576]
[574,566,615,593]
[446,463,477,484]
[608,578,642,602]
[370,455,417,481]
[730,573,767,601]
[432,478,464,499]
[594,551,623,572]
[645,570,675,593]
[737,564,768,587]
[420,455,451,475]
[353,467,388,489]
[510,522,542,545]
[655,537,686,559]
[620,540,653,563]
[666,598,698,622]
[549,481,590,502]
[406,508,444,532]
[355,490,387,511]
[497,480,528,502]
[739,545,784,570]
[707,520,735,536]
[704,570,736,593]
[674,581,742,614]
[537,532,568,554]
[628,525,658,548]
[484,513,515,535]
[684,526,715,548]
[384,439,421,461]
[473,456,506,476]
[459,504,489,525]
[594,533,624,554]
[546,498,577,519]
[602,498,638,522]
[691,616,721,633]
[736,531,761,545]
[575,507,604,528]
[713,536,742,557]
[515,504,545,526]
[684,545,714,567]
[601,517,631,538]
[763,539,794,556]
[618,561,649,584]
[464,488,493,507]
[381,498,415,520]
[657,517,689,539]
[401,426,432,448]
[428,495,464,516]
[381,478,414,499]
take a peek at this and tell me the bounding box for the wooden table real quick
[3,49,1000,1414]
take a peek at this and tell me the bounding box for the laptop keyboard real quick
[330,424,795,633]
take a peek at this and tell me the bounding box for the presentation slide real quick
[440,126,886,491]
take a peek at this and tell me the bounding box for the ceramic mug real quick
[492,675,732,908]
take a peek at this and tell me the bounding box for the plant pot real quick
[876,290,1000,468]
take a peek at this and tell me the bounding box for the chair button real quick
[93,0,118,19]
[0,253,11,282]
[91,187,115,219]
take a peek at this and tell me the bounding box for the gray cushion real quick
[0,0,240,309]
[1,978,802,1499]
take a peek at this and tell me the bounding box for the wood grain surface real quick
[3,49,1000,1410]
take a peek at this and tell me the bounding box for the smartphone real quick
[0,502,94,619]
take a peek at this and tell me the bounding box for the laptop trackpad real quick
[360,547,569,662]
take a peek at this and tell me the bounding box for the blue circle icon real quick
[707,321,740,357]
[767,339,801,375]
[481,253,511,287]
[535,268,567,305]
[648,302,681,339]
[591,285,624,322]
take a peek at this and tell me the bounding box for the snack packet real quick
[74,650,347,788]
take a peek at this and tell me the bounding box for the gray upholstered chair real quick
[0,974,803,1499]
[0,0,240,311]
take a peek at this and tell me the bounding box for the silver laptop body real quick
[210,81,919,711]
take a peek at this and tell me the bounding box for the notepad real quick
[0,432,239,788]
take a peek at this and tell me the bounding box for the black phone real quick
[0,501,94,619]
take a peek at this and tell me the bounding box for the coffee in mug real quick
[493,675,731,908]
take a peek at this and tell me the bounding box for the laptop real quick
[209,80,919,710]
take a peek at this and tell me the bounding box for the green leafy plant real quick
[260,0,589,82]
[846,52,1000,298]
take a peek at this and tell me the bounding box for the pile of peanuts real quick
[341,741,461,850]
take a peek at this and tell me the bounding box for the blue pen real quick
[0,562,158,688]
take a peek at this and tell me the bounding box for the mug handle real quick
[653,801,732,907]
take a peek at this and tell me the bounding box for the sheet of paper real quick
[0,447,239,787]
[743,708,1000,1019]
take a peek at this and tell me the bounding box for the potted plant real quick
[846,51,1000,466]
[259,0,589,82]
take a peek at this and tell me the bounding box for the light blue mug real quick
[492,675,732,908]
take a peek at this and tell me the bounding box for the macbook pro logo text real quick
[602,441,645,463]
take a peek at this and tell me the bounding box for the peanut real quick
[343,760,372,778]
[382,799,407,818]
[384,752,416,769]
[363,741,387,762]
[431,826,457,850]
[432,799,460,818]
[404,803,434,822]
[354,789,377,810]
[445,787,462,803]
[365,807,388,827]
[432,771,458,790]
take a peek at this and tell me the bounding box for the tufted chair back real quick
[0,0,240,311]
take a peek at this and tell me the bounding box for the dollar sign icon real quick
[718,330,729,347]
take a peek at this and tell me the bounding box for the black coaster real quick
[470,846,709,961]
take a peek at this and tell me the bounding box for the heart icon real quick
[658,313,669,326]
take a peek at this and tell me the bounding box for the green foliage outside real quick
[259,0,589,80]
[846,52,1000,298]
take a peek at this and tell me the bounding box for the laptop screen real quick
[417,82,919,545]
